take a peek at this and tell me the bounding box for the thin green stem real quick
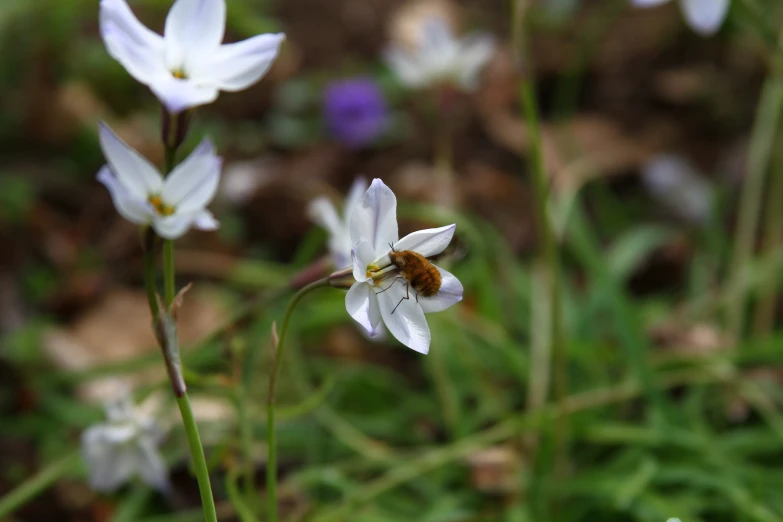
[237,383,255,502]
[177,394,219,522]
[753,150,783,336]
[143,228,160,319]
[726,74,783,341]
[513,2,569,471]
[0,451,79,518]
[267,278,330,522]
[163,239,176,306]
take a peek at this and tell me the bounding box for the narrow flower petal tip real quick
[97,122,222,239]
[344,178,463,354]
[99,0,284,112]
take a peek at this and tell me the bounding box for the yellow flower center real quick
[172,69,186,79]
[148,195,175,216]
[366,264,380,279]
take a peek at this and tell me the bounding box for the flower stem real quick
[143,228,160,319]
[513,0,569,471]
[267,278,330,522]
[726,73,783,341]
[753,143,783,336]
[177,393,219,522]
[163,239,176,306]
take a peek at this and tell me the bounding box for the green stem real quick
[267,278,330,522]
[237,384,255,502]
[143,228,160,319]
[177,394,219,522]
[726,74,783,341]
[163,239,176,306]
[0,452,79,518]
[753,147,783,336]
[514,2,569,468]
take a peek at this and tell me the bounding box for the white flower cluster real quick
[97,0,284,239]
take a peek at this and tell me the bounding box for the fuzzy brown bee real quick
[381,248,442,313]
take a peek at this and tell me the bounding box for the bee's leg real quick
[375,277,403,295]
[391,282,410,314]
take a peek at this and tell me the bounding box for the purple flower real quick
[323,78,389,148]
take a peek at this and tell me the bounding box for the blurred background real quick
[4,0,783,520]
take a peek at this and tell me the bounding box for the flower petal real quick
[343,177,369,227]
[308,196,342,238]
[377,281,431,354]
[352,240,378,282]
[98,166,156,225]
[193,209,220,230]
[153,214,194,239]
[161,138,222,212]
[393,224,455,258]
[680,0,729,36]
[349,178,398,255]
[345,282,382,336]
[418,266,463,313]
[98,123,163,199]
[384,47,427,88]
[100,0,167,85]
[149,75,220,113]
[81,426,137,492]
[135,438,169,492]
[200,33,285,91]
[164,0,226,68]
[457,33,495,89]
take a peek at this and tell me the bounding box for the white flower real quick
[384,16,495,91]
[345,179,463,354]
[97,122,222,239]
[100,0,285,113]
[642,153,713,224]
[631,0,730,36]
[308,177,368,269]
[81,393,168,493]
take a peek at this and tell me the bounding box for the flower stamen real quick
[148,195,175,216]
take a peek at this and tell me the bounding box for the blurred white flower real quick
[81,392,168,493]
[100,0,285,113]
[631,0,730,36]
[346,179,463,354]
[642,153,713,224]
[384,16,495,91]
[97,122,222,239]
[308,177,368,269]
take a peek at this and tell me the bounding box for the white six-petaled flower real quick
[81,393,168,493]
[345,179,463,354]
[384,16,495,91]
[100,0,285,113]
[631,0,730,36]
[308,177,368,269]
[97,122,222,239]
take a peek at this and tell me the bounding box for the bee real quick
[378,245,442,314]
